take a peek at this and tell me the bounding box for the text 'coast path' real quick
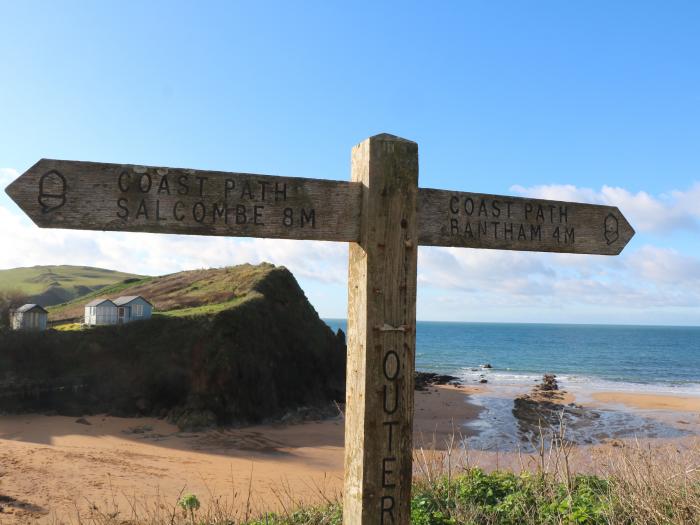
[7,158,634,255]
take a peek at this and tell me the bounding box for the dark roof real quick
[113,296,153,306]
[16,304,48,314]
[85,298,116,307]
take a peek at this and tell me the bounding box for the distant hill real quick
[47,263,287,323]
[0,265,143,307]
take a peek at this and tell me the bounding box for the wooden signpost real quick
[6,133,634,525]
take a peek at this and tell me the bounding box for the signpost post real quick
[6,133,634,525]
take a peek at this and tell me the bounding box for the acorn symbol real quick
[38,170,67,214]
[604,213,619,245]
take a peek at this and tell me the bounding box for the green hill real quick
[0,265,143,307]
[0,262,346,428]
[48,263,283,323]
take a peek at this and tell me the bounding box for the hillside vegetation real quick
[48,264,287,323]
[0,263,346,427]
[0,265,141,307]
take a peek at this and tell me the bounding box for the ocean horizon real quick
[324,319,700,397]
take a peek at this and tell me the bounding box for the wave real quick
[456,367,700,397]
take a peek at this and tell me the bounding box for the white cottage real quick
[84,298,118,326]
[11,304,48,331]
[113,296,153,323]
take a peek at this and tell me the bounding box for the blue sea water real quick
[324,320,700,395]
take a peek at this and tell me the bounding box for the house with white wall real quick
[113,296,153,323]
[11,304,48,331]
[84,296,153,326]
[84,298,118,326]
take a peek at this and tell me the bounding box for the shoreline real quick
[589,391,700,412]
[1,383,699,523]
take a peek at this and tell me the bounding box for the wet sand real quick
[0,386,481,523]
[590,391,700,412]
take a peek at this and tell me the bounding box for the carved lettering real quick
[445,196,580,248]
[192,202,206,223]
[381,496,395,525]
[224,179,235,198]
[253,205,264,225]
[196,176,207,197]
[138,174,152,193]
[383,350,400,381]
[383,384,398,414]
[213,203,226,223]
[117,198,128,219]
[382,457,396,488]
[301,208,315,228]
[135,199,148,219]
[177,175,189,195]
[173,201,185,221]
[157,175,170,195]
[383,421,398,452]
[118,171,130,192]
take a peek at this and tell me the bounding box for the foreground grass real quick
[238,467,698,525]
[55,441,699,525]
[236,471,610,524]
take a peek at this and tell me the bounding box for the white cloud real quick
[417,243,700,313]
[510,182,700,234]
[0,202,348,284]
[1,169,699,323]
[626,245,700,286]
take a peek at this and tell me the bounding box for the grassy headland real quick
[47,263,289,324]
[0,263,346,427]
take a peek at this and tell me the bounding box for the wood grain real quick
[418,188,635,255]
[6,160,634,254]
[344,134,418,525]
[5,159,362,242]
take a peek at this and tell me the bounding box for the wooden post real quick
[344,134,419,525]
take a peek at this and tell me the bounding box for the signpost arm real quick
[344,134,418,525]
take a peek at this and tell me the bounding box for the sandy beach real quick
[590,391,700,412]
[0,386,481,523]
[1,383,699,524]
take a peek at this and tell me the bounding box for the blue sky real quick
[1,1,699,324]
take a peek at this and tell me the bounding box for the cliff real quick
[0,264,346,428]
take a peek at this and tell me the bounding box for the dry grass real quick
[15,424,700,524]
[597,438,700,524]
[411,416,700,525]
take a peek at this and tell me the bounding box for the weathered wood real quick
[6,160,634,254]
[418,188,635,255]
[344,134,418,525]
[5,159,362,242]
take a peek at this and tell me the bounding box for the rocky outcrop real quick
[0,264,346,429]
[512,374,599,441]
[414,372,462,391]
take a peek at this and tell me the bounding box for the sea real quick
[324,320,700,394]
[324,320,700,448]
